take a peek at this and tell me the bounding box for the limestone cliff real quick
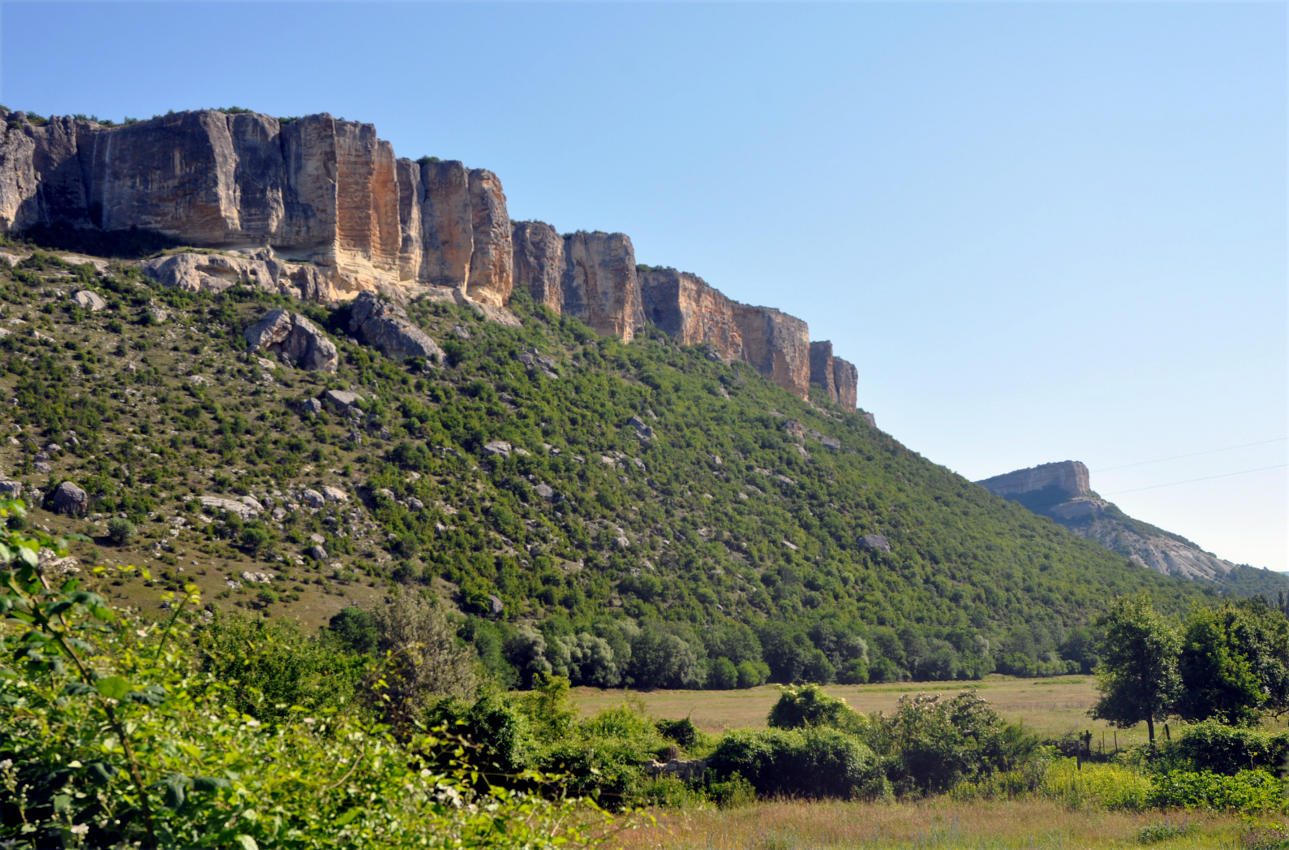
[978,461,1241,583]
[1,107,862,409]
[0,109,511,302]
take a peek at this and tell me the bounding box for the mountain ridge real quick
[978,460,1288,595]
[0,107,857,407]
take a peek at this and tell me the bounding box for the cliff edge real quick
[0,107,860,407]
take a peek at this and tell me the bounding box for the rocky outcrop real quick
[979,461,1239,583]
[639,268,743,361]
[244,310,338,372]
[346,291,444,362]
[511,220,564,311]
[0,109,503,300]
[808,341,859,409]
[561,232,645,341]
[730,303,810,399]
[978,461,1090,507]
[51,481,88,516]
[1,107,861,410]
[396,159,512,306]
[142,251,333,300]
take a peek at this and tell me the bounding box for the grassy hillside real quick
[0,246,1219,687]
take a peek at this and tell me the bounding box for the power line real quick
[1103,463,1289,496]
[1096,437,1287,473]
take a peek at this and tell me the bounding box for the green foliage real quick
[706,727,885,800]
[0,499,610,846]
[1146,769,1288,813]
[106,516,136,545]
[767,683,864,732]
[1166,720,1289,775]
[869,691,1039,797]
[1093,596,1181,745]
[1176,604,1265,725]
[193,611,363,719]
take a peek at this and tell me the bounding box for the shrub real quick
[1147,769,1288,813]
[706,727,884,800]
[1170,719,1289,774]
[106,516,136,545]
[767,683,864,732]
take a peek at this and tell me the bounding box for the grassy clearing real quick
[573,674,1289,750]
[614,798,1255,849]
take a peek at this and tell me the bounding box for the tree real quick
[1175,605,1263,726]
[369,595,478,733]
[1091,595,1180,745]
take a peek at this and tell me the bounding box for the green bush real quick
[1169,719,1289,775]
[106,516,136,545]
[706,727,884,800]
[1147,769,1288,813]
[767,683,864,732]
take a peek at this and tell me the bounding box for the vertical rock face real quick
[561,231,644,341]
[0,107,863,411]
[832,357,858,410]
[978,461,1091,503]
[0,109,506,300]
[511,220,565,311]
[638,268,743,362]
[809,341,838,402]
[807,340,859,409]
[730,304,810,399]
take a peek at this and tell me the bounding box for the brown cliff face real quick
[638,268,743,362]
[561,231,644,342]
[0,109,510,301]
[807,340,859,409]
[511,220,564,311]
[832,357,858,410]
[1,107,862,411]
[730,303,810,399]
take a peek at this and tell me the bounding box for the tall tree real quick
[1092,595,1180,745]
[1175,605,1264,726]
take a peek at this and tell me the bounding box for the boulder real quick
[0,478,21,499]
[51,481,88,516]
[346,292,444,362]
[321,389,364,415]
[244,309,338,372]
[857,534,892,553]
[199,496,260,520]
[72,290,107,311]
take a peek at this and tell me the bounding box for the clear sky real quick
[2,2,1285,571]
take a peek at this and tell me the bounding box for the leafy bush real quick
[0,499,610,848]
[1147,769,1288,813]
[706,727,884,800]
[767,683,864,732]
[1039,760,1153,811]
[1168,719,1289,774]
[106,517,136,545]
[870,691,1039,797]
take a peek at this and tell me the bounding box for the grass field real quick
[573,674,1289,751]
[611,798,1259,849]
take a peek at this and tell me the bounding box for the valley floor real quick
[614,798,1254,849]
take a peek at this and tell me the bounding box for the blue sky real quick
[2,2,1285,571]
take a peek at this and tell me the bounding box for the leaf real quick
[94,676,132,701]
[163,774,188,810]
[87,761,117,785]
[192,775,230,792]
[235,835,259,850]
[64,681,94,696]
[335,807,363,826]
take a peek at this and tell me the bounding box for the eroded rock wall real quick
[1,107,861,410]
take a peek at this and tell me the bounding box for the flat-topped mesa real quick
[562,231,645,342]
[0,108,512,303]
[977,461,1091,504]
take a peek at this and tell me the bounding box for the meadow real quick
[574,674,1208,750]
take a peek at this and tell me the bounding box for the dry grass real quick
[612,798,1251,849]
[573,675,1188,750]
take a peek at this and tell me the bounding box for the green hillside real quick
[0,247,1218,688]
